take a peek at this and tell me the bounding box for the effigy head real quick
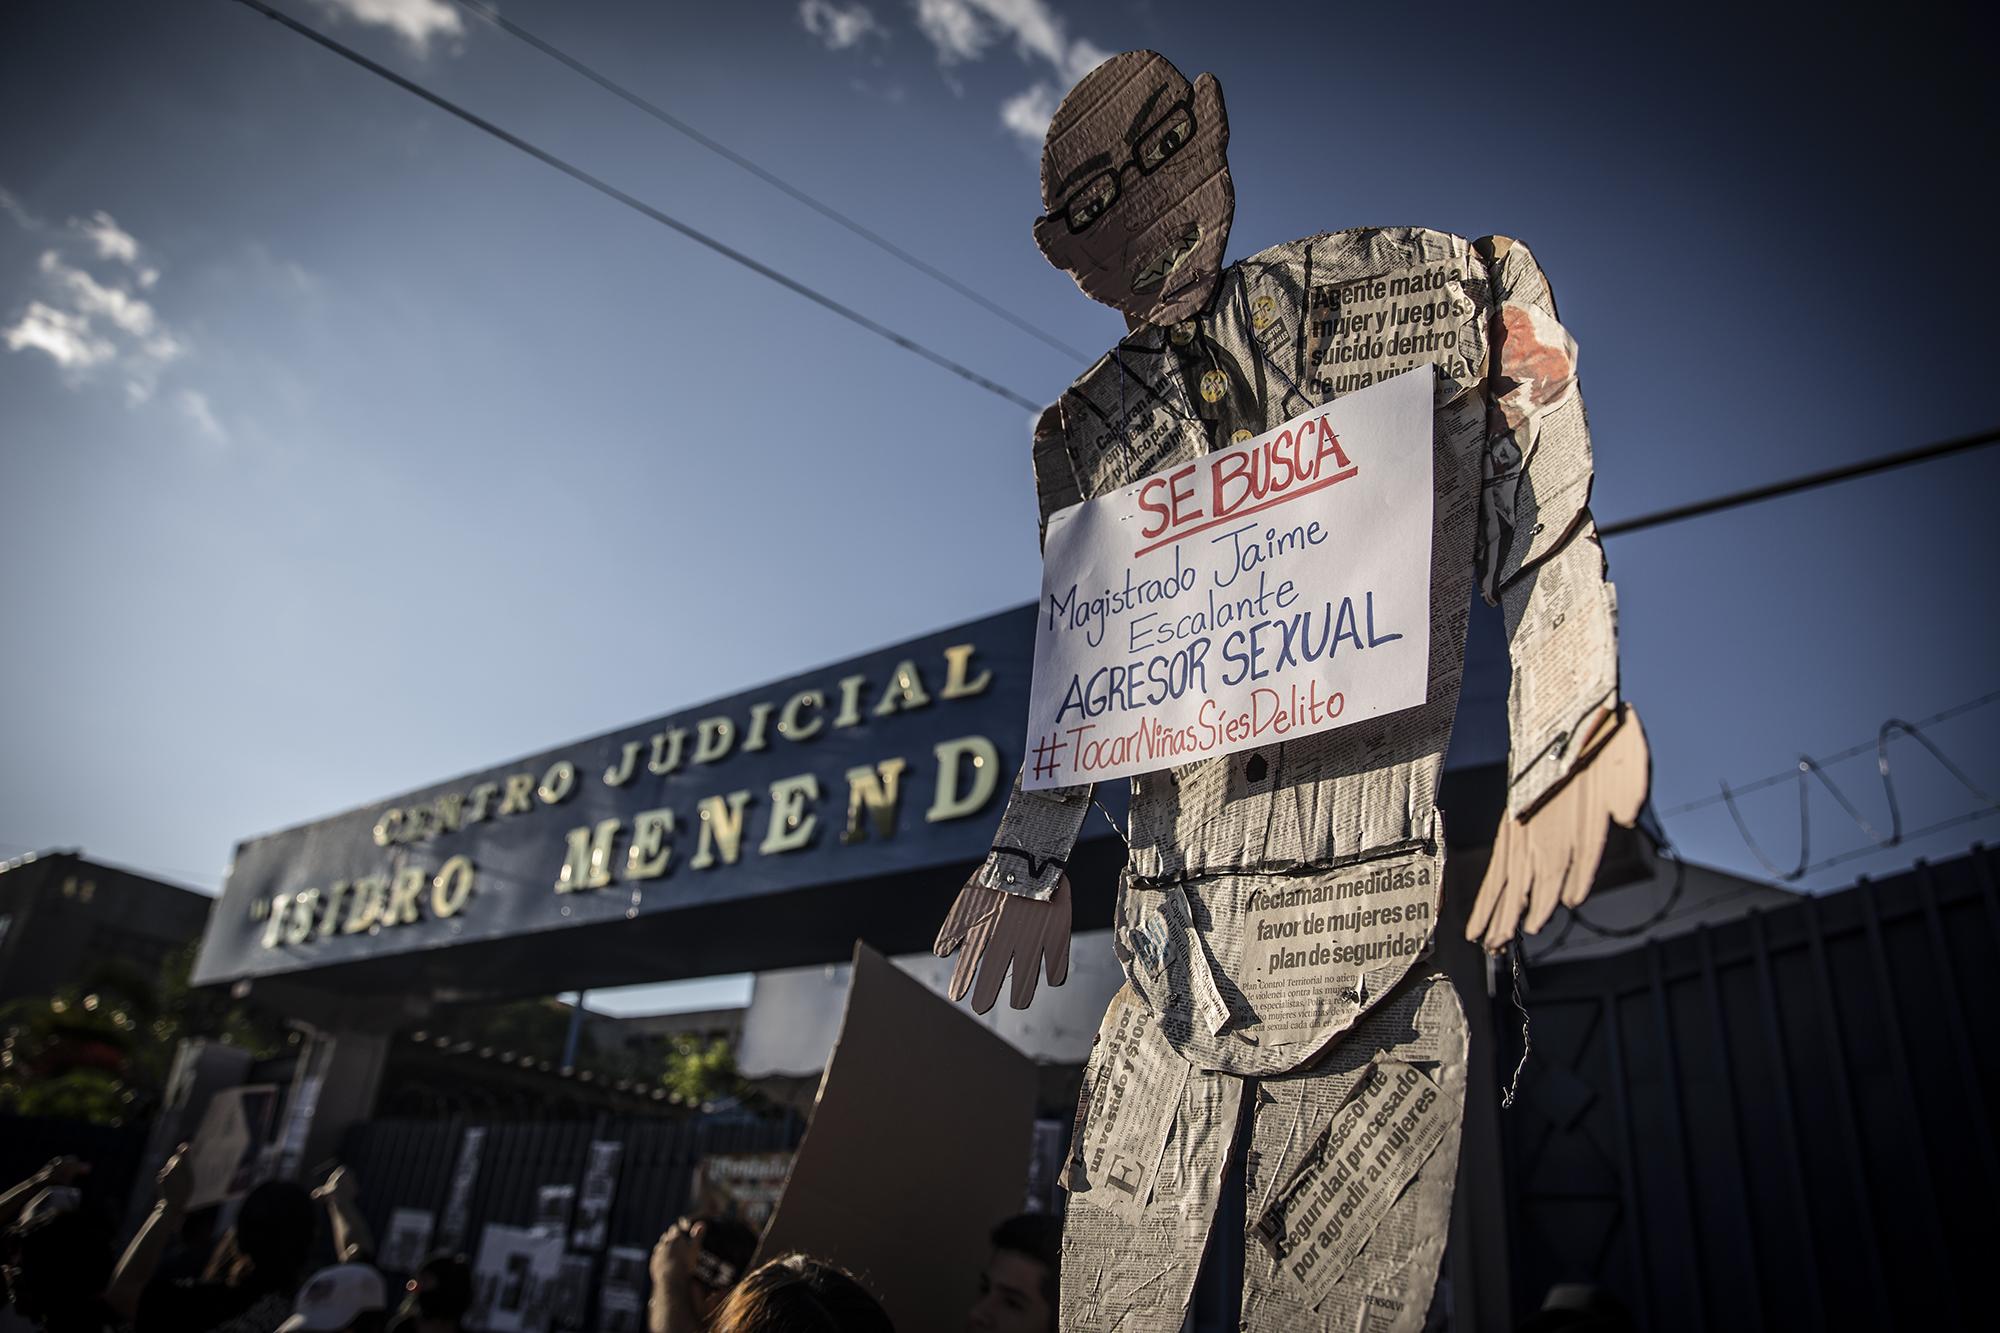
[1033,50,1233,328]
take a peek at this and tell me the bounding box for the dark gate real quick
[339,1108,804,1327]
[1499,843,2000,1330]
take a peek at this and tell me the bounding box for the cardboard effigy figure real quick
[933,50,1650,1331]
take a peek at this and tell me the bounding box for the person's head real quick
[4,1206,113,1330]
[391,1252,470,1330]
[687,1217,759,1322]
[277,1262,387,1333]
[1033,50,1233,328]
[234,1180,318,1290]
[967,1214,1058,1333]
[708,1254,893,1333]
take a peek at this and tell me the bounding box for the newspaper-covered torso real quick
[1048,227,1487,1073]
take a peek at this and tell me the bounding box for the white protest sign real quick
[1025,366,1432,790]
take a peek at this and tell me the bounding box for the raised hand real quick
[1468,704,1649,952]
[157,1143,194,1214]
[933,872,1073,1014]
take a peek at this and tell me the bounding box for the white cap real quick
[277,1263,388,1332]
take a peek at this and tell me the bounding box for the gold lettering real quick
[558,819,622,892]
[499,771,536,815]
[321,881,353,935]
[927,735,1001,823]
[693,717,735,765]
[603,740,642,787]
[649,727,688,775]
[872,659,932,716]
[385,865,427,925]
[940,643,993,700]
[262,893,292,948]
[760,774,821,855]
[465,782,500,824]
[833,673,868,728]
[372,809,402,847]
[743,701,774,752]
[404,806,432,842]
[842,758,907,843]
[343,875,388,933]
[627,808,676,880]
[286,888,322,944]
[432,855,476,917]
[433,793,463,834]
[779,689,825,740]
[690,790,753,869]
[538,760,577,805]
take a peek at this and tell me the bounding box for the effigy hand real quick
[1468,705,1649,952]
[933,872,1072,1014]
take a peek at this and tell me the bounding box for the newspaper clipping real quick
[1060,986,1189,1222]
[1121,841,1443,1076]
[380,1207,436,1273]
[597,1245,647,1333]
[1253,1060,1451,1304]
[1502,520,1618,816]
[571,1140,621,1252]
[437,1126,486,1252]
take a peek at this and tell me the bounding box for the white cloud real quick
[800,0,885,51]
[902,0,1110,144]
[1,200,219,443]
[310,0,464,55]
[913,0,990,63]
[39,250,160,338]
[176,389,230,447]
[0,187,39,232]
[3,301,116,370]
[77,211,140,265]
[999,81,1061,142]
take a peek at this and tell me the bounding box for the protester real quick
[647,1216,758,1332]
[275,1263,387,1333]
[3,1204,117,1333]
[704,1255,892,1333]
[0,1160,89,1234]
[310,1169,376,1266]
[966,1215,1058,1333]
[386,1253,470,1333]
[108,1144,315,1333]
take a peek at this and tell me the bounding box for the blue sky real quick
[2,1,1994,1012]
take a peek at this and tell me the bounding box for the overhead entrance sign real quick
[1025,368,1434,789]
[193,608,1045,993]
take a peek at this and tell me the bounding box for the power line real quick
[447,0,1088,362]
[228,0,1043,413]
[215,12,2000,508]
[1599,426,2000,537]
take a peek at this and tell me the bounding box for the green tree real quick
[0,941,284,1126]
[659,1034,741,1107]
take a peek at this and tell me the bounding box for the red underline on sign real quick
[1132,466,1361,559]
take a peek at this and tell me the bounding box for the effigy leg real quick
[1059,984,1245,1331]
[1238,971,1469,1332]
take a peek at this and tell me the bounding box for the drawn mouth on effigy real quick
[1131,225,1202,292]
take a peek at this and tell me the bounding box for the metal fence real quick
[339,1106,804,1331]
[1499,844,1999,1331]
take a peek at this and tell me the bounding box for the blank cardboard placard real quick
[186,1083,278,1208]
[756,941,1037,1331]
